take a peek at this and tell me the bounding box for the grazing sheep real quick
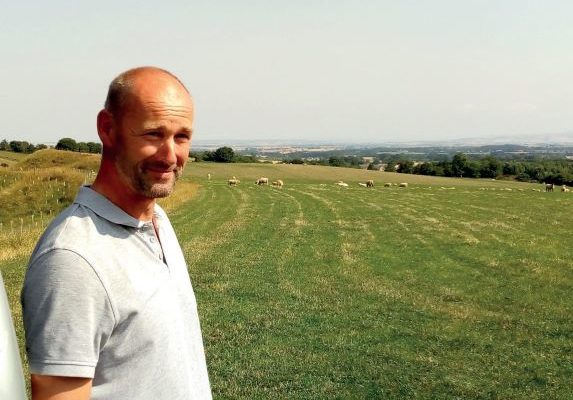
[399,182,408,188]
[545,183,554,192]
[384,183,392,187]
[228,176,240,186]
[272,179,284,188]
[562,185,570,193]
[366,180,374,188]
[207,173,211,180]
[358,182,367,187]
[255,177,269,185]
[335,181,349,187]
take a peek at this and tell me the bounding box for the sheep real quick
[545,183,554,192]
[335,181,349,187]
[399,182,408,188]
[272,179,284,188]
[383,183,392,187]
[228,176,240,186]
[366,180,374,188]
[562,185,570,193]
[207,173,211,181]
[358,182,367,187]
[255,177,269,185]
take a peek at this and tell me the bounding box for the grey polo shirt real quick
[22,186,212,399]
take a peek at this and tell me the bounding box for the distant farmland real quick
[1,150,572,399]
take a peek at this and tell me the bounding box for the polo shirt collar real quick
[74,186,157,228]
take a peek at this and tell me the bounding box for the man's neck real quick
[91,163,156,221]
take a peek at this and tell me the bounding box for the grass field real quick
[0,150,27,166]
[1,151,572,399]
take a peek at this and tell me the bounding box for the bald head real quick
[104,66,190,122]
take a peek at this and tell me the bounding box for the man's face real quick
[112,76,194,198]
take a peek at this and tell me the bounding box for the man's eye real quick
[176,134,191,142]
[146,131,161,138]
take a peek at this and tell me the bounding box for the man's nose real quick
[160,138,178,165]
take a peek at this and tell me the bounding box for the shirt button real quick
[150,237,156,243]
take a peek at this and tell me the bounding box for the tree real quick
[56,138,78,152]
[414,162,437,176]
[384,163,396,173]
[480,156,502,178]
[344,156,362,167]
[77,142,90,153]
[463,161,481,178]
[328,156,344,167]
[87,142,102,154]
[213,146,235,163]
[189,151,204,161]
[202,151,215,161]
[451,153,468,177]
[397,160,414,174]
[9,140,31,153]
[0,139,8,151]
[26,142,36,153]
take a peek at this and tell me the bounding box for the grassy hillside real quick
[0,150,27,166]
[1,154,572,399]
[177,165,572,399]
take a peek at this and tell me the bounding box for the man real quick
[21,67,212,399]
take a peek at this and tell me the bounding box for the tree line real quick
[183,147,573,185]
[0,138,102,154]
[278,152,573,185]
[0,140,48,153]
[190,147,257,163]
[387,152,573,185]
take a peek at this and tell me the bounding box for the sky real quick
[1,0,572,145]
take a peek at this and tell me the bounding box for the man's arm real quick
[22,250,115,398]
[31,375,92,400]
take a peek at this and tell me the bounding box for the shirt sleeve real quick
[21,249,115,378]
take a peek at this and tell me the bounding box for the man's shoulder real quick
[31,203,115,262]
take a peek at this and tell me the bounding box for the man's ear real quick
[97,109,116,148]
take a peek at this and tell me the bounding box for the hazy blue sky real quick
[1,1,572,144]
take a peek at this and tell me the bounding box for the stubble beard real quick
[116,157,183,199]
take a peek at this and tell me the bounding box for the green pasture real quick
[177,163,573,399]
[1,153,572,399]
